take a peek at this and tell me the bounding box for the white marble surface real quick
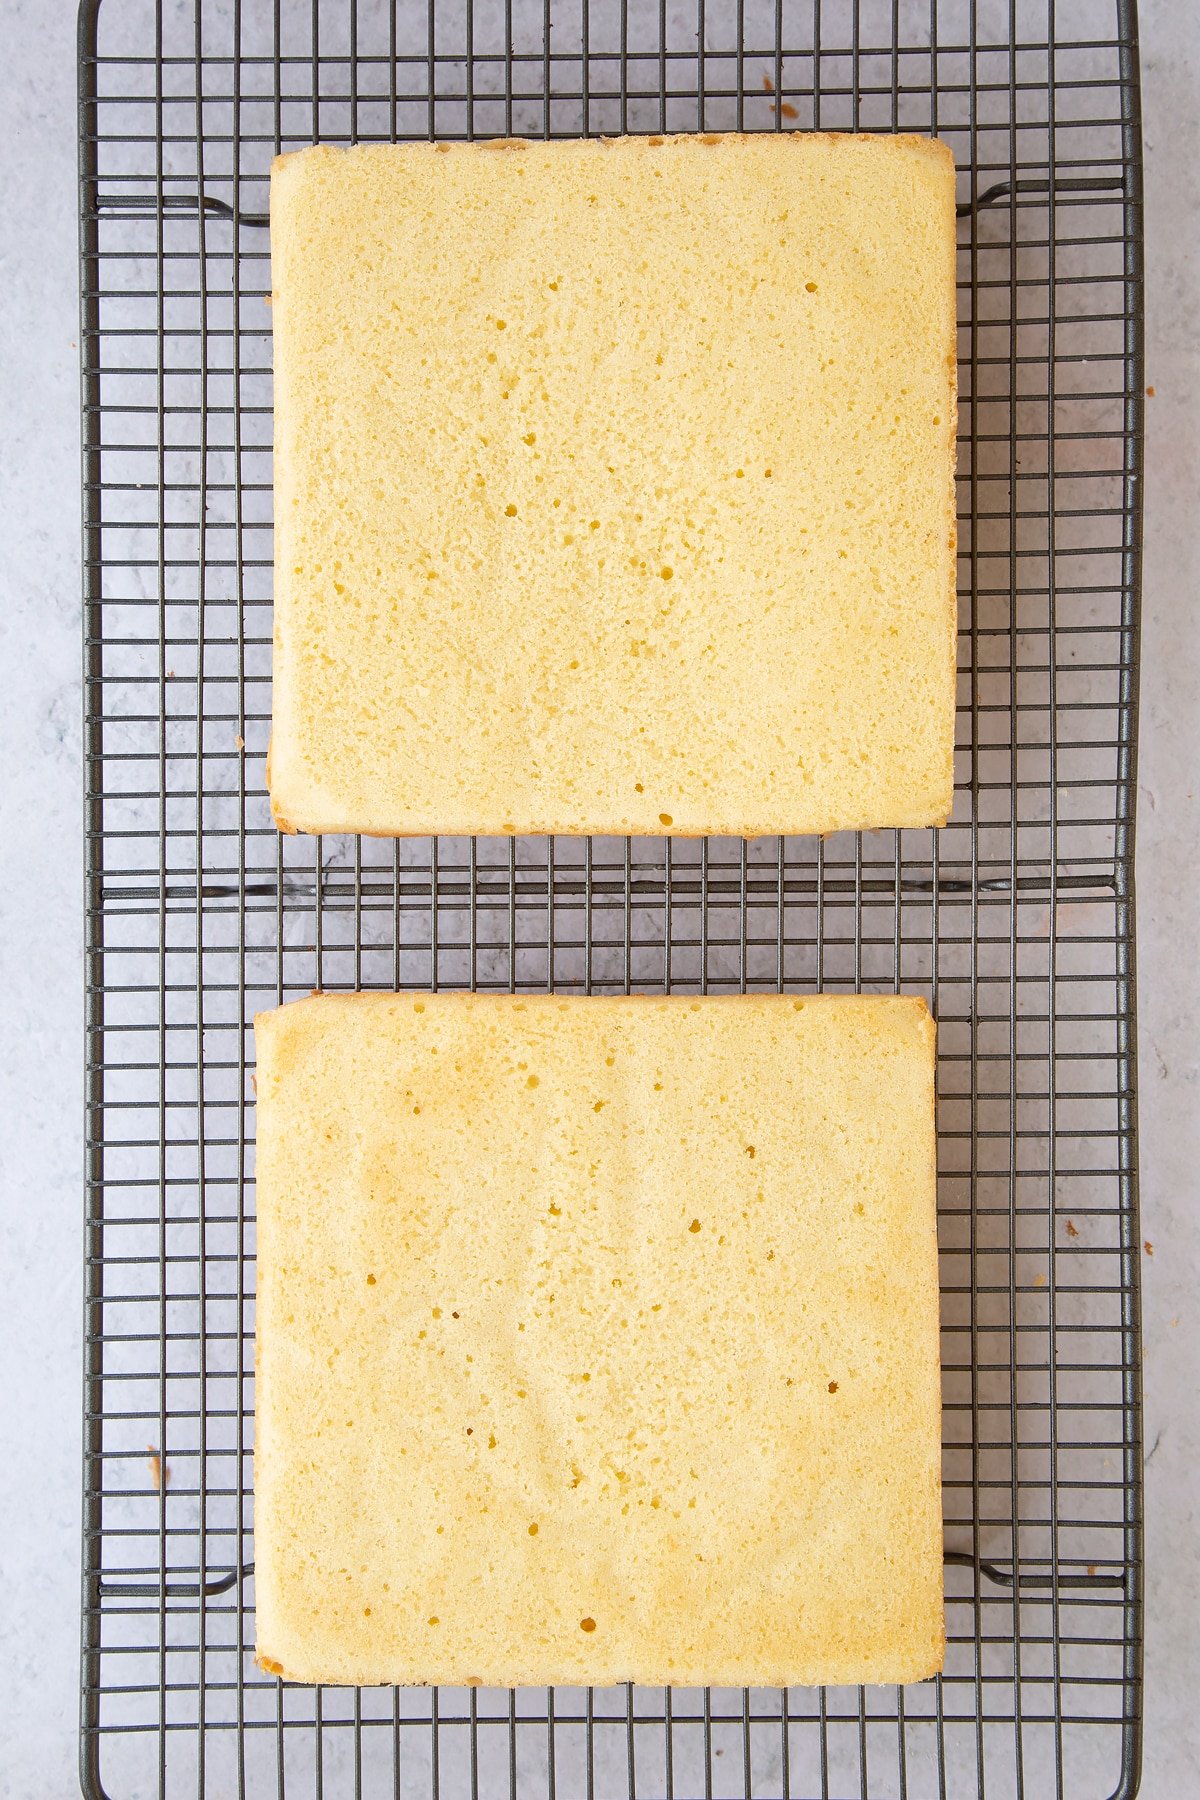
[0,0,1196,1794]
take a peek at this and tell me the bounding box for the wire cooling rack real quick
[78,0,1145,1795]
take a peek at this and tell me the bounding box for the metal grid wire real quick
[78,0,1144,1794]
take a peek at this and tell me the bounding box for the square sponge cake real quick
[268,134,958,838]
[253,992,944,1687]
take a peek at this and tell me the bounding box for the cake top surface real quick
[253,990,944,1688]
[268,132,958,838]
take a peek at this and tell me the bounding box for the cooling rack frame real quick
[79,1,1145,1794]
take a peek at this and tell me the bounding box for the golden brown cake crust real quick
[254,992,944,1687]
[268,133,958,838]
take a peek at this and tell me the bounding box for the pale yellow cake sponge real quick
[268,134,958,837]
[254,992,944,1687]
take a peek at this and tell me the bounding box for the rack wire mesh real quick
[78,0,1144,1794]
